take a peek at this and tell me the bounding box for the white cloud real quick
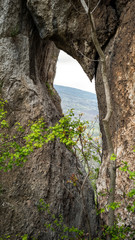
[54,51,95,93]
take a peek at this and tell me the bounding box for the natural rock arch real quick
[27,0,135,227]
[0,0,134,238]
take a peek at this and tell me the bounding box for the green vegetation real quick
[0,99,134,239]
[0,234,29,240]
[46,82,54,96]
[0,98,101,176]
[37,199,84,240]
[0,98,46,171]
[96,157,135,240]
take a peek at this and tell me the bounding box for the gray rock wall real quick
[26,0,135,228]
[0,0,97,239]
[0,0,135,238]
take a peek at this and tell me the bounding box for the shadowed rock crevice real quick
[27,0,135,229]
[0,0,98,239]
[0,0,135,238]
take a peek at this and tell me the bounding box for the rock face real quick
[0,0,135,238]
[27,0,135,227]
[0,1,97,239]
[96,0,135,226]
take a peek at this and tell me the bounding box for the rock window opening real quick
[54,50,99,126]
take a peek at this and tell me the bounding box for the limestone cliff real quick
[26,0,135,228]
[0,0,135,239]
[0,1,97,239]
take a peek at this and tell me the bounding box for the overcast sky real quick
[54,51,96,94]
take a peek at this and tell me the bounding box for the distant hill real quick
[54,85,99,122]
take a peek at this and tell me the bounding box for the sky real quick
[54,51,96,94]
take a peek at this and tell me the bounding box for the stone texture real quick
[26,0,135,228]
[0,0,97,239]
[96,0,135,226]
[27,0,117,81]
[0,0,135,238]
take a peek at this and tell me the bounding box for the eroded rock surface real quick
[0,0,135,238]
[0,1,97,239]
[96,0,135,226]
[26,0,135,228]
[27,0,118,81]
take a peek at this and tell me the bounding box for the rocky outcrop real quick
[0,0,135,238]
[26,0,135,227]
[96,0,135,226]
[27,0,118,81]
[0,0,97,239]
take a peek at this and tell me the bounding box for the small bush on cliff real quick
[0,99,134,239]
[0,99,101,239]
[0,100,101,182]
[0,99,46,171]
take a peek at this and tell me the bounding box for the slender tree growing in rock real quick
[80,0,116,237]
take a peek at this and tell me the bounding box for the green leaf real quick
[107,202,121,210]
[127,189,135,198]
[21,234,28,240]
[110,153,117,161]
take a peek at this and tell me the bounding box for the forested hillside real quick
[54,85,98,121]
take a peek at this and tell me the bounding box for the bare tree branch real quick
[80,0,116,235]
[80,0,89,14]
[91,0,101,14]
[81,171,90,191]
[77,49,101,62]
